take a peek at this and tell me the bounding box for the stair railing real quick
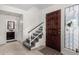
[28,22,44,49]
[28,22,44,33]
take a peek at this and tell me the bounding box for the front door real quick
[46,10,61,52]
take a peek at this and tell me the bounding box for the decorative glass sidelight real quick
[65,5,79,52]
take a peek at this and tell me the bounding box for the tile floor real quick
[0,41,62,55]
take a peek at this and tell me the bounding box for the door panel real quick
[46,10,61,52]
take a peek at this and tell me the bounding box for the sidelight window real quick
[65,5,79,52]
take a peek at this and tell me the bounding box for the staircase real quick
[23,22,43,50]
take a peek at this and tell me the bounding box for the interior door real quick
[46,10,61,52]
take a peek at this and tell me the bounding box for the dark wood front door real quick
[46,10,61,52]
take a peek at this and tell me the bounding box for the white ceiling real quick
[5,4,52,11]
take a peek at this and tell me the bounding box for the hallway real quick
[0,4,78,55]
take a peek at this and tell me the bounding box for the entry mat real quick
[39,47,62,55]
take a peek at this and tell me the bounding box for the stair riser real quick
[23,25,43,50]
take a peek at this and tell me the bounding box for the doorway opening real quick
[0,10,23,43]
